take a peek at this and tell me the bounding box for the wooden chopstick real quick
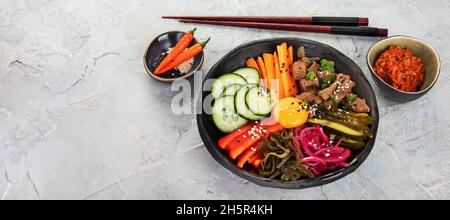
[163,16,369,26]
[177,19,388,37]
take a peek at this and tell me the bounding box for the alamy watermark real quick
[170,69,284,116]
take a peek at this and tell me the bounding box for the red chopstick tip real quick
[378,28,389,37]
[358,18,369,26]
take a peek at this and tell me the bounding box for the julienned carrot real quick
[155,28,196,74]
[288,46,294,65]
[273,52,285,100]
[263,53,275,90]
[157,37,210,74]
[277,43,298,97]
[246,58,260,72]
[257,57,268,87]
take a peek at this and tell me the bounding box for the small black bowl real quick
[144,31,204,82]
[197,38,380,189]
[367,36,441,102]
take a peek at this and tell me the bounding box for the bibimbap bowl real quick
[197,38,379,189]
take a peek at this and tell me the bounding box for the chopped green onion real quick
[329,95,338,108]
[306,72,316,80]
[319,59,335,72]
[348,93,358,101]
[324,73,336,82]
[321,81,331,89]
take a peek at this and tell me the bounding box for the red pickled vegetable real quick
[303,157,327,172]
[314,147,351,163]
[293,125,352,175]
[299,126,330,156]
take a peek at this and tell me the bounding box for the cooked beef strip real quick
[311,57,321,63]
[302,57,320,68]
[346,97,370,113]
[293,60,307,80]
[308,62,320,73]
[299,78,320,92]
[297,91,323,104]
[322,100,334,110]
[333,74,355,102]
[293,48,366,113]
[297,46,306,58]
[317,70,336,83]
[336,73,351,82]
[317,73,354,101]
[297,46,321,66]
[301,57,311,67]
[318,83,337,100]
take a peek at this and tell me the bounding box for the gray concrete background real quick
[0,0,449,200]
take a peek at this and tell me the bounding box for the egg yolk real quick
[274,97,309,129]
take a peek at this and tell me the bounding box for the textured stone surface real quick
[0,0,449,200]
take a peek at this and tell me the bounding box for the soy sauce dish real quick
[144,31,204,82]
[197,38,379,189]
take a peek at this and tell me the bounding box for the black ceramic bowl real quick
[144,31,204,82]
[197,38,379,189]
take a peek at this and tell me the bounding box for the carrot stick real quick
[277,43,298,97]
[288,46,294,65]
[157,37,210,74]
[257,57,268,87]
[288,46,294,82]
[155,28,196,74]
[273,52,285,100]
[263,53,275,90]
[246,58,260,72]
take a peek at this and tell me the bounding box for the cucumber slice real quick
[212,96,248,133]
[246,86,272,116]
[235,84,265,121]
[234,68,261,84]
[211,73,247,99]
[341,138,366,150]
[222,84,242,97]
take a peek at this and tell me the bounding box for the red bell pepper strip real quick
[252,159,262,169]
[226,123,275,152]
[248,153,259,164]
[217,123,254,150]
[248,153,261,167]
[229,123,284,160]
[237,146,257,168]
